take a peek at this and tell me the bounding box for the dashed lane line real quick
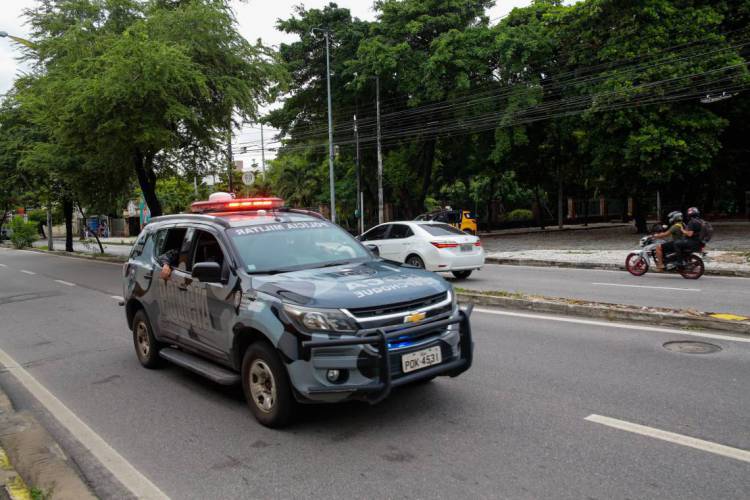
[585,414,750,464]
[473,308,750,343]
[0,347,169,499]
[0,263,7,267]
[111,295,124,301]
[591,282,700,292]
[54,280,76,287]
[19,270,35,275]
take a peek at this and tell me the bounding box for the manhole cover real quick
[663,341,722,354]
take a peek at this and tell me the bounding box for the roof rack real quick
[148,213,231,228]
[277,207,327,220]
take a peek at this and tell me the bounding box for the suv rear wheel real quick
[132,310,163,368]
[241,342,295,428]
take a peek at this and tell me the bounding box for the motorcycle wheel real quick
[625,253,649,276]
[679,254,705,280]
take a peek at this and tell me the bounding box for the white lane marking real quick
[0,347,169,499]
[473,308,750,343]
[585,414,750,464]
[54,280,76,287]
[0,263,7,267]
[111,295,124,301]
[20,269,36,275]
[592,282,700,292]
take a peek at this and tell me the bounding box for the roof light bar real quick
[191,197,285,213]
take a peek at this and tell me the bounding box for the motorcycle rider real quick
[677,207,704,255]
[654,210,685,272]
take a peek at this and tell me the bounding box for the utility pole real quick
[227,117,234,193]
[354,114,363,235]
[312,28,337,222]
[260,123,266,172]
[376,75,384,224]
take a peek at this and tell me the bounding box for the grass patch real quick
[455,288,526,300]
[30,487,50,500]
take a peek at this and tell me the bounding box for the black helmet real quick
[667,210,683,225]
[687,207,700,219]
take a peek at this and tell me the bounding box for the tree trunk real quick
[632,196,648,234]
[535,187,545,230]
[557,169,563,229]
[63,197,74,252]
[134,150,163,218]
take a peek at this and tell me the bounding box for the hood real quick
[249,260,449,309]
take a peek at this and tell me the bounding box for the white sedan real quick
[358,221,485,279]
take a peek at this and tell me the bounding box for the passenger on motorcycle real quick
[655,210,685,271]
[677,207,704,255]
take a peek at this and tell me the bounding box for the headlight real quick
[283,304,357,333]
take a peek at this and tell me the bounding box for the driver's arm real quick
[681,227,695,237]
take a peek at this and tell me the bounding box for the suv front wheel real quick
[132,309,163,368]
[241,342,295,428]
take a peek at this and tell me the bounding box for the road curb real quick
[8,247,127,265]
[457,290,750,336]
[0,389,96,500]
[485,257,750,278]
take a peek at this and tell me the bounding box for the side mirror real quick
[192,261,222,283]
[366,244,380,257]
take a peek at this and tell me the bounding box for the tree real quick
[22,0,283,218]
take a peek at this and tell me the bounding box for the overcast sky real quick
[0,0,531,166]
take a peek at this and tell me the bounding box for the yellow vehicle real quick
[415,209,478,235]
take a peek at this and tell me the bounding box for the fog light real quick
[326,369,341,382]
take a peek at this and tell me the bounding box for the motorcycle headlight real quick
[283,304,357,333]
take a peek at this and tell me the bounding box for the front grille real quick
[347,292,448,318]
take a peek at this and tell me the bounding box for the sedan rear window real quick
[420,224,466,236]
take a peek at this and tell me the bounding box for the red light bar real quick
[191,197,285,213]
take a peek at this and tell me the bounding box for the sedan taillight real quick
[474,240,482,247]
[431,241,459,249]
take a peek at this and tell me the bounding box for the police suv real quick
[123,193,473,427]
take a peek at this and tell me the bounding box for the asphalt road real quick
[447,264,750,315]
[1,248,749,499]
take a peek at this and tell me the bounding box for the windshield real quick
[227,220,371,274]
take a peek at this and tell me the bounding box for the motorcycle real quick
[625,229,706,279]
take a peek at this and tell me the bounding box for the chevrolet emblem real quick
[404,311,426,323]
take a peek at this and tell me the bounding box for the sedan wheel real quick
[406,255,425,268]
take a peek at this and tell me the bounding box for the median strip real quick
[456,288,750,335]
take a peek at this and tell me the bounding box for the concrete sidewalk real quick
[485,249,750,276]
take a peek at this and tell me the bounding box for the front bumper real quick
[300,305,474,404]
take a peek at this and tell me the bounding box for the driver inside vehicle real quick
[654,210,685,272]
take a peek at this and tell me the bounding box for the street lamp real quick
[311,27,336,223]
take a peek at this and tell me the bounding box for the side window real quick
[191,231,225,271]
[154,226,188,268]
[434,213,448,223]
[389,224,413,239]
[131,231,153,262]
[362,224,390,241]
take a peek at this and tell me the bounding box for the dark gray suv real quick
[123,195,473,427]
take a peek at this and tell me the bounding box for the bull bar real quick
[301,304,474,404]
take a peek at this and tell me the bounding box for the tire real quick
[625,252,648,276]
[406,255,425,269]
[679,254,705,280]
[132,310,163,369]
[241,342,295,428]
[452,270,473,280]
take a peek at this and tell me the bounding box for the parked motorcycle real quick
[625,230,706,279]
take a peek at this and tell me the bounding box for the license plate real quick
[401,346,442,373]
[460,244,473,252]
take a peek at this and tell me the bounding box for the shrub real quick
[505,209,533,221]
[9,217,38,249]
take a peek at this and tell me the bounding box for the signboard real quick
[242,171,255,186]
